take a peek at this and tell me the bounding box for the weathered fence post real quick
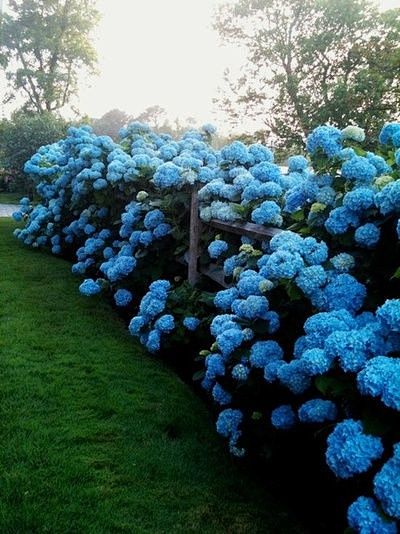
[188,185,201,286]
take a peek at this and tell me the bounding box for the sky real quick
[1,0,400,130]
[78,0,241,125]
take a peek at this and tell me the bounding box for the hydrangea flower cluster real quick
[325,419,384,479]
[128,280,175,353]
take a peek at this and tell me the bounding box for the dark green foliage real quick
[0,111,68,191]
[216,0,400,147]
[0,0,99,113]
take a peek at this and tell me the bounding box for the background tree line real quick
[216,0,400,148]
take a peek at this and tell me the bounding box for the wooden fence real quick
[186,187,282,287]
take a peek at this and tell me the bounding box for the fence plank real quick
[207,219,282,240]
[186,187,282,287]
[199,263,232,288]
[188,185,201,286]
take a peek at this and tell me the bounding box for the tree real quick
[132,106,200,137]
[92,109,132,140]
[215,0,400,147]
[133,105,169,131]
[0,0,99,113]
[0,111,68,191]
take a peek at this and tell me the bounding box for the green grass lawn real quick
[0,219,306,533]
[0,192,21,204]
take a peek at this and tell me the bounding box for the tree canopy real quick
[0,0,100,113]
[0,111,68,186]
[216,0,400,147]
[92,109,132,140]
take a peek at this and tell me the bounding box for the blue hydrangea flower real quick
[325,419,383,479]
[153,162,182,188]
[298,399,337,423]
[231,295,269,320]
[341,156,377,185]
[251,200,282,225]
[114,289,133,307]
[374,443,400,520]
[217,327,245,358]
[355,223,381,248]
[237,271,265,297]
[250,162,281,183]
[343,187,375,213]
[357,356,400,410]
[232,364,250,381]
[154,314,175,333]
[210,314,239,337]
[265,250,304,279]
[379,122,400,145]
[79,278,101,296]
[212,383,232,405]
[284,179,318,213]
[288,155,308,173]
[306,125,342,158]
[183,317,201,331]
[139,294,166,321]
[248,144,274,163]
[12,211,23,222]
[277,360,311,395]
[320,274,366,314]
[129,315,145,335]
[269,230,303,252]
[144,209,165,230]
[214,288,239,311]
[301,348,334,375]
[325,207,360,235]
[153,223,172,239]
[300,237,328,265]
[377,299,400,332]
[316,185,336,206]
[271,405,296,430]
[331,253,355,272]
[348,497,397,534]
[249,340,283,368]
[149,279,171,299]
[146,329,161,352]
[205,353,225,380]
[296,266,327,296]
[221,141,250,164]
[367,152,391,175]
[216,408,243,451]
[208,239,229,259]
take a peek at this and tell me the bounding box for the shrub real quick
[13,119,400,532]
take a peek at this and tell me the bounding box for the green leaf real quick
[286,283,302,301]
[291,209,305,222]
[362,414,392,436]
[314,376,353,398]
[192,370,205,381]
[353,146,367,157]
[392,266,400,279]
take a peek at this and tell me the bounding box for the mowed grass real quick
[0,220,305,534]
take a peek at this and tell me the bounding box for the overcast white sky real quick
[1,0,399,130]
[78,0,240,125]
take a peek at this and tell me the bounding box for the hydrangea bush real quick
[13,120,400,532]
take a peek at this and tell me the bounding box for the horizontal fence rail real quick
[185,187,282,287]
